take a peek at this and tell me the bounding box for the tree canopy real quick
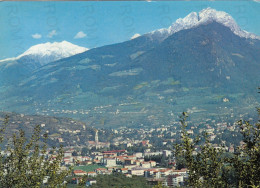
[0,116,70,187]
[175,107,260,187]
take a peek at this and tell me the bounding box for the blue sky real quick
[0,1,259,59]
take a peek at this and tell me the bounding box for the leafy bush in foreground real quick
[0,116,70,187]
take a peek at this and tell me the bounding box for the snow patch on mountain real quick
[148,8,260,40]
[0,41,88,65]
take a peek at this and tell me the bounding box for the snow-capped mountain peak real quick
[168,12,199,35]
[148,8,260,40]
[17,41,88,65]
[196,8,250,38]
[0,41,88,65]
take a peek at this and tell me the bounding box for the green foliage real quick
[73,164,105,173]
[80,147,89,156]
[152,182,167,188]
[175,112,224,187]
[88,173,150,188]
[144,154,168,167]
[231,117,260,187]
[176,108,260,187]
[0,116,71,187]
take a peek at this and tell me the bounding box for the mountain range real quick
[1,8,259,128]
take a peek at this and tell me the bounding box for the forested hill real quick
[0,112,95,147]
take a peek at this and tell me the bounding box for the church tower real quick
[95,130,99,144]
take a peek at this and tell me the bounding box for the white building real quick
[166,175,184,187]
[163,150,172,157]
[64,152,72,157]
[144,151,163,157]
[135,152,143,158]
[129,167,144,176]
[103,158,117,167]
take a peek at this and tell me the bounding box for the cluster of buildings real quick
[62,148,188,187]
[106,120,242,153]
[56,119,247,186]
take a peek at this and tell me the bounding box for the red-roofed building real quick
[141,161,151,168]
[103,152,117,158]
[121,168,128,173]
[88,171,97,177]
[95,168,111,175]
[73,170,87,176]
[172,168,188,177]
[103,150,126,154]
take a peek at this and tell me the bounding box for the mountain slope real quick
[1,8,259,128]
[0,112,96,147]
[139,22,260,91]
